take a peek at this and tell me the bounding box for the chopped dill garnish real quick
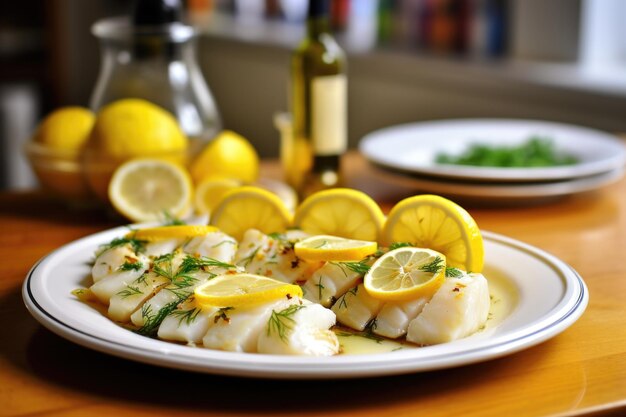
[171,308,201,325]
[267,305,305,342]
[116,285,143,299]
[389,242,413,250]
[419,256,444,274]
[445,267,464,277]
[133,273,148,285]
[119,261,143,272]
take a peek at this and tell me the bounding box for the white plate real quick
[359,119,626,182]
[23,226,588,379]
[371,165,624,204]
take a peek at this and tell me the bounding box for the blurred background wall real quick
[2,0,626,189]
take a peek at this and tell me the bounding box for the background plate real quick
[360,119,626,182]
[23,226,588,379]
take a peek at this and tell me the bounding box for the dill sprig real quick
[336,260,371,276]
[363,318,383,344]
[119,261,144,272]
[137,297,187,336]
[419,256,444,274]
[315,276,325,300]
[171,307,201,325]
[445,267,464,277]
[267,305,305,342]
[116,285,143,299]
[337,286,358,309]
[237,247,260,268]
[178,255,236,275]
[99,237,147,254]
[389,242,413,250]
[162,211,186,225]
[214,307,234,323]
[152,253,176,280]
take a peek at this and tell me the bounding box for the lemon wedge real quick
[194,273,302,308]
[382,194,484,272]
[209,186,292,241]
[364,247,446,301]
[294,235,377,262]
[126,225,218,241]
[108,158,193,223]
[293,188,385,242]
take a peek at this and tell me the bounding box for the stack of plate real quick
[359,119,626,204]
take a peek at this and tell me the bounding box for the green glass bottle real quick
[290,0,347,198]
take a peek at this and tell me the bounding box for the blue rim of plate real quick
[22,228,588,379]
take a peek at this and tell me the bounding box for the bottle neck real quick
[306,0,331,37]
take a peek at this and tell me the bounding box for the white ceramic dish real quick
[359,119,626,182]
[23,226,588,379]
[370,165,624,204]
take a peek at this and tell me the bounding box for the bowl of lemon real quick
[25,106,96,202]
[26,97,297,222]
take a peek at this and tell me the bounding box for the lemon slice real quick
[293,188,385,241]
[126,225,218,241]
[209,186,292,241]
[108,158,193,223]
[294,235,377,262]
[364,247,446,301]
[194,177,241,215]
[382,194,484,272]
[194,273,302,308]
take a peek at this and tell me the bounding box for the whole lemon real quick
[34,107,95,151]
[89,98,187,159]
[190,130,259,183]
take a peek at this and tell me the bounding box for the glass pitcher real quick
[89,14,221,151]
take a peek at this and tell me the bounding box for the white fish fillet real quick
[144,239,185,257]
[130,269,223,327]
[107,273,169,322]
[234,229,311,283]
[257,299,339,356]
[92,245,148,282]
[331,284,384,331]
[90,268,146,304]
[407,273,490,345]
[183,231,238,262]
[202,297,298,352]
[302,262,362,307]
[158,298,218,344]
[373,298,429,339]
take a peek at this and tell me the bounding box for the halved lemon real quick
[294,235,377,262]
[194,177,241,216]
[364,247,446,301]
[194,273,302,308]
[108,158,193,223]
[382,194,484,272]
[209,186,292,241]
[292,188,385,241]
[126,225,218,241]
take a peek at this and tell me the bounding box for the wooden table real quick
[2,153,625,417]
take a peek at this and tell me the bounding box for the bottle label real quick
[311,74,347,155]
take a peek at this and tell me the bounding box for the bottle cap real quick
[132,0,183,25]
[308,0,330,18]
